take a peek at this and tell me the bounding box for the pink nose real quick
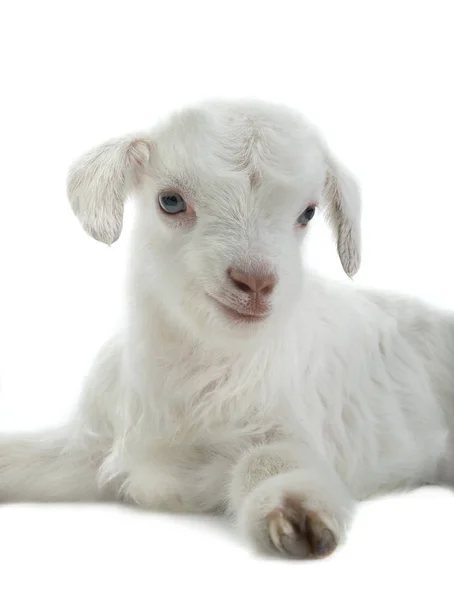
[227,267,277,295]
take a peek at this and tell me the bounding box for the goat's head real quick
[67,100,361,341]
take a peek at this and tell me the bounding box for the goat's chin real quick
[180,298,278,348]
[153,283,284,348]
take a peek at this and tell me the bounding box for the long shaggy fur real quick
[1,99,453,558]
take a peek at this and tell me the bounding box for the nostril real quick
[236,280,253,293]
[261,280,275,295]
[227,268,277,295]
[260,275,277,295]
[227,268,254,293]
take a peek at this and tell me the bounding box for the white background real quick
[1,1,454,598]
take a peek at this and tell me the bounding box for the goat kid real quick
[1,99,453,559]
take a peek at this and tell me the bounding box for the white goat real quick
[1,99,453,558]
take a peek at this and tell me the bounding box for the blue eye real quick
[297,205,316,226]
[158,193,187,214]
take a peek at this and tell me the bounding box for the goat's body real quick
[109,271,453,507]
[4,271,451,512]
[2,99,453,557]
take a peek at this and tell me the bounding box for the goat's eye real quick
[158,193,187,214]
[297,205,316,226]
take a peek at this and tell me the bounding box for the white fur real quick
[1,99,453,558]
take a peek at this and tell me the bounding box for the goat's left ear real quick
[67,135,151,244]
[322,148,362,277]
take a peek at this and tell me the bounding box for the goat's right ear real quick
[67,136,151,244]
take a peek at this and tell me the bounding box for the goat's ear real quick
[67,136,151,244]
[322,148,361,277]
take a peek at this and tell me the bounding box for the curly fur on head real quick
[1,99,453,560]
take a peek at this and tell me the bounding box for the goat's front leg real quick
[228,441,355,559]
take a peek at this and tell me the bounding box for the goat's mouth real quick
[206,294,270,324]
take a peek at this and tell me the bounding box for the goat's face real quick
[67,100,361,341]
